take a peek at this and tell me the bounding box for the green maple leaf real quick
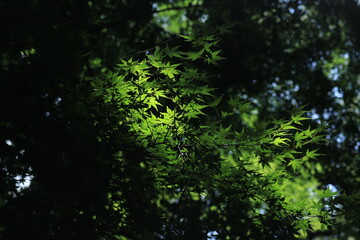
[184,49,204,61]
[164,46,183,58]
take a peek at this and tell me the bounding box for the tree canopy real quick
[1,0,360,239]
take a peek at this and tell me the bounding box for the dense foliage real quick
[1,0,360,239]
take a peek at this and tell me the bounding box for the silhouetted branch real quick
[119,36,181,59]
[153,5,203,13]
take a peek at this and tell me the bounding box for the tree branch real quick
[153,5,203,13]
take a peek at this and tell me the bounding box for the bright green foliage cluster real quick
[97,29,335,239]
[3,1,360,239]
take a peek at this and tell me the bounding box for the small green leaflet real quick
[164,46,183,58]
[184,49,204,61]
[305,149,323,160]
[294,131,308,142]
[160,62,180,79]
[291,112,310,125]
[209,94,223,107]
[207,50,226,65]
[272,137,290,146]
[296,219,310,235]
[288,159,301,171]
[318,188,338,198]
[180,34,193,42]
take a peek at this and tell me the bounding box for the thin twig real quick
[119,36,181,59]
[153,5,203,13]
